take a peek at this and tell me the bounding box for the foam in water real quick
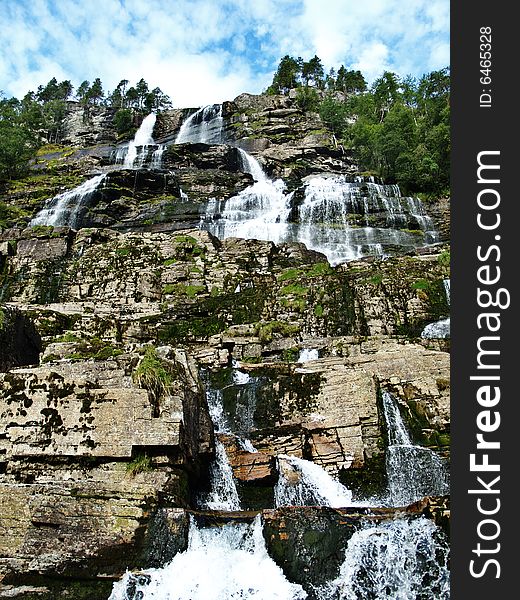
[198,439,241,511]
[381,391,449,506]
[175,104,225,144]
[30,174,106,228]
[274,455,352,508]
[231,358,251,385]
[125,113,157,166]
[296,176,437,265]
[115,113,165,168]
[315,517,450,600]
[108,516,307,600]
[297,348,319,363]
[205,177,292,246]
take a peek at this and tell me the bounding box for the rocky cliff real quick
[0,93,450,599]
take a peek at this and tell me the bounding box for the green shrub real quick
[126,453,153,476]
[133,346,173,402]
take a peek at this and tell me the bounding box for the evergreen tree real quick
[88,78,104,106]
[0,95,39,181]
[267,55,303,94]
[302,55,325,88]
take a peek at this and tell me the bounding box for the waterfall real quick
[204,150,292,246]
[315,517,450,600]
[381,391,449,506]
[296,176,438,265]
[297,348,319,363]
[197,368,241,510]
[203,171,438,265]
[175,104,225,144]
[108,516,307,600]
[115,113,166,168]
[274,455,352,508]
[199,439,241,511]
[30,174,106,228]
[421,278,451,339]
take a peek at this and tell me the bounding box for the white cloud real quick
[0,0,449,106]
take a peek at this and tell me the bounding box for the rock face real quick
[0,91,450,597]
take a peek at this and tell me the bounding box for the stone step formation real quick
[0,93,450,600]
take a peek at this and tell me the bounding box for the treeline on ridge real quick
[267,54,450,195]
[0,77,171,181]
[1,58,450,196]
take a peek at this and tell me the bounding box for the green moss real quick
[282,347,299,362]
[185,284,206,298]
[370,273,383,285]
[438,249,450,268]
[277,268,303,282]
[411,279,429,290]
[56,332,81,343]
[162,283,206,298]
[255,321,301,344]
[281,297,307,313]
[29,224,60,237]
[94,346,123,360]
[305,262,334,277]
[279,284,308,297]
[163,258,177,266]
[314,304,324,317]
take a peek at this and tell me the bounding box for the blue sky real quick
[0,0,449,108]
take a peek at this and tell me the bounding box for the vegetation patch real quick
[126,453,154,477]
[133,345,174,412]
[255,321,301,344]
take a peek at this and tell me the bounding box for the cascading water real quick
[205,149,292,246]
[421,278,451,339]
[198,371,241,511]
[381,391,449,506]
[315,517,450,600]
[295,176,438,265]
[174,104,438,264]
[274,455,353,508]
[298,348,319,363]
[108,516,307,600]
[30,174,106,228]
[200,440,241,511]
[115,113,165,168]
[175,104,225,144]
[99,101,449,599]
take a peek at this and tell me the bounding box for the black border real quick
[451,2,515,596]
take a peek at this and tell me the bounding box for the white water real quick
[297,348,319,363]
[115,113,166,169]
[197,368,241,510]
[175,104,225,144]
[30,174,106,228]
[274,455,352,508]
[381,391,449,506]
[296,176,437,265]
[109,516,307,600]
[421,278,451,339]
[316,517,450,600]
[205,159,292,246]
[204,170,438,265]
[231,358,251,385]
[175,104,438,265]
[200,439,241,511]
